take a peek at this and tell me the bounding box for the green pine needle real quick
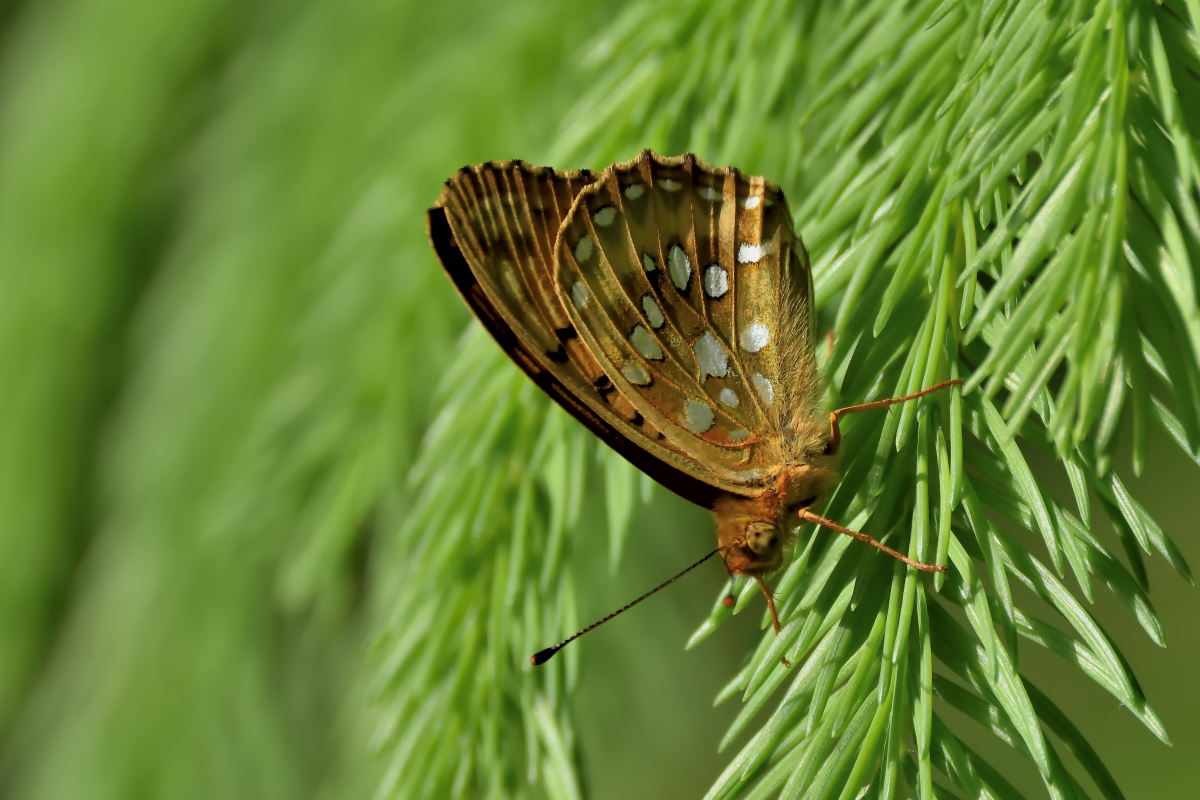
[2,1,1197,799]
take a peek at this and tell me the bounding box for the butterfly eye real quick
[742,522,778,555]
[821,438,836,455]
[797,495,817,509]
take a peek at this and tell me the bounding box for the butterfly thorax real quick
[713,461,836,576]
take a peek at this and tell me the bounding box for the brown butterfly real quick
[427,150,958,664]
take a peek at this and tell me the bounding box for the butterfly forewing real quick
[430,159,730,506]
[555,152,825,487]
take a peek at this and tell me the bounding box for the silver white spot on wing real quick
[703,264,728,298]
[574,236,594,262]
[570,281,588,309]
[668,245,691,290]
[743,195,762,209]
[737,242,771,263]
[729,429,751,442]
[624,184,645,200]
[698,186,722,201]
[658,178,682,191]
[642,253,657,272]
[719,387,739,407]
[641,294,664,328]
[693,331,728,378]
[593,206,617,227]
[630,325,663,360]
[740,322,770,352]
[684,399,715,433]
[622,363,651,386]
[752,372,774,406]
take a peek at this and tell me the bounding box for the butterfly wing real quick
[429,159,728,507]
[554,151,825,486]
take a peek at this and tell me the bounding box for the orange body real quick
[714,461,836,576]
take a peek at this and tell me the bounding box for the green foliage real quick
[571,1,1199,797]
[1,0,1197,799]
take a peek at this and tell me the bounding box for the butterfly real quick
[427,150,958,663]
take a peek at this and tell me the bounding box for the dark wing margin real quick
[427,205,724,508]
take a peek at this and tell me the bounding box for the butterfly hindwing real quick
[431,159,732,506]
[555,152,825,485]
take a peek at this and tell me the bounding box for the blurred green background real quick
[2,1,1198,798]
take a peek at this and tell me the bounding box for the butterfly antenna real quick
[530,546,723,666]
[798,509,945,572]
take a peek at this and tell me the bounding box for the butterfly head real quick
[713,465,836,576]
[724,519,787,575]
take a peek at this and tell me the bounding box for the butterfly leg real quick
[798,509,946,572]
[752,576,783,634]
[826,379,962,454]
[752,576,793,666]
